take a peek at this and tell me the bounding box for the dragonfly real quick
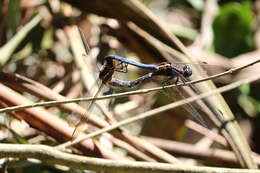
[99,55,209,128]
[101,55,192,87]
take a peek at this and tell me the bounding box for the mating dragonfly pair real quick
[73,27,209,137]
[99,55,192,88]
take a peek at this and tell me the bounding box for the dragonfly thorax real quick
[99,59,115,84]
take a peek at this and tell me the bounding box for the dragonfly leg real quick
[115,62,128,73]
[178,76,189,85]
[162,76,176,86]
[123,63,128,73]
[175,77,179,84]
[162,75,188,87]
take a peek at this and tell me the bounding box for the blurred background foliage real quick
[213,1,255,58]
[1,0,260,172]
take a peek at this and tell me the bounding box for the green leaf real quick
[213,1,255,58]
[41,28,54,50]
[239,84,250,95]
[238,84,260,117]
[13,132,29,144]
[7,0,21,36]
[238,95,258,117]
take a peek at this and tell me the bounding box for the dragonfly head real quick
[183,65,192,78]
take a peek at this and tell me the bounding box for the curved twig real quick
[0,144,259,173]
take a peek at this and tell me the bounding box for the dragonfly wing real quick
[174,62,225,78]
[162,71,210,128]
[172,85,209,128]
[78,26,91,56]
[71,27,106,139]
[72,83,105,138]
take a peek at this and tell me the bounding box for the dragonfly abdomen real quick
[105,55,158,70]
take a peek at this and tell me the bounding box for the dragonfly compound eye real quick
[183,65,192,77]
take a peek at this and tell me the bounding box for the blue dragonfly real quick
[99,55,210,128]
[101,55,192,87]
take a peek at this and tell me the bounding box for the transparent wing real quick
[171,86,209,129]
[78,26,91,56]
[72,26,104,139]
[173,62,225,78]
[162,72,210,129]
[173,61,219,67]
